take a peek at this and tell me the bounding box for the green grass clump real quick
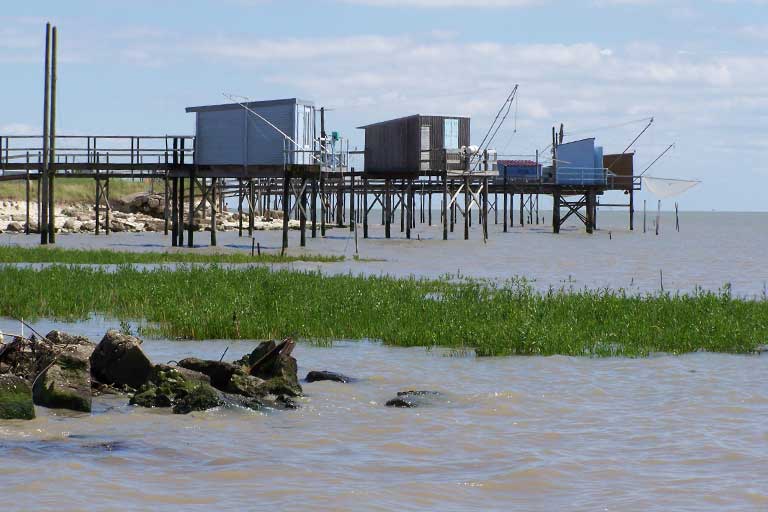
[0,266,766,357]
[0,178,150,203]
[0,246,342,264]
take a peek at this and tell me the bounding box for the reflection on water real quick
[1,317,766,511]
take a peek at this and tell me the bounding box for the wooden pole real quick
[552,190,560,234]
[40,23,51,245]
[629,189,635,231]
[171,176,178,246]
[281,172,290,254]
[311,178,317,238]
[643,199,647,233]
[25,153,30,234]
[483,177,489,241]
[188,168,195,248]
[249,178,255,236]
[406,179,412,239]
[300,176,307,247]
[586,190,594,234]
[320,173,326,236]
[95,155,101,237]
[675,201,679,232]
[385,178,391,239]
[178,138,185,247]
[464,175,469,240]
[238,178,243,237]
[503,173,508,233]
[48,25,57,244]
[347,172,354,232]
[519,193,524,227]
[442,171,448,241]
[656,199,661,236]
[210,178,217,247]
[363,177,369,239]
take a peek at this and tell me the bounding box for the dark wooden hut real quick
[358,115,470,174]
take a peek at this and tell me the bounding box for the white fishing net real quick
[642,176,700,198]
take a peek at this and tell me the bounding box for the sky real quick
[1,0,766,211]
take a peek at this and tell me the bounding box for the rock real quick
[227,373,268,397]
[90,330,152,390]
[0,374,35,420]
[754,344,768,355]
[130,365,221,414]
[305,370,352,383]
[33,351,92,413]
[45,330,93,348]
[62,219,79,231]
[6,221,23,233]
[172,384,222,415]
[235,339,302,397]
[177,358,244,390]
[385,390,443,408]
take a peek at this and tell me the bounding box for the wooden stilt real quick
[552,191,560,234]
[188,169,195,248]
[406,179,412,239]
[171,176,177,246]
[442,171,448,241]
[40,23,51,246]
[385,178,391,239]
[48,26,57,244]
[249,178,255,236]
[311,178,317,238]
[483,177,489,241]
[503,174,508,233]
[281,172,290,254]
[300,176,307,247]
[210,178,217,247]
[629,189,634,231]
[238,178,243,237]
[464,175,469,240]
[363,177,369,239]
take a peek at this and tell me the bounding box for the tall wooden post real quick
[586,191,594,234]
[281,172,290,254]
[171,176,178,246]
[238,178,243,237]
[311,178,317,238]
[503,174,508,233]
[25,153,30,234]
[95,155,101,236]
[442,171,448,240]
[320,173,326,236]
[188,168,195,248]
[300,176,307,247]
[178,138,185,247]
[40,23,51,245]
[385,178,391,239]
[519,193,524,227]
[48,25,57,244]
[248,178,255,236]
[406,179,412,239]
[629,189,635,231]
[363,177,369,239]
[336,177,344,227]
[210,178,217,247]
[349,170,355,232]
[464,175,470,240]
[552,191,560,234]
[483,177,489,241]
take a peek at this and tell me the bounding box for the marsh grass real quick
[0,246,343,264]
[1,265,766,357]
[0,178,150,202]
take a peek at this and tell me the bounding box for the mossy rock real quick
[172,384,222,414]
[130,366,222,414]
[33,353,92,413]
[0,374,35,420]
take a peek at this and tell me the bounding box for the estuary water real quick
[1,212,767,510]
[1,211,766,296]
[0,317,766,512]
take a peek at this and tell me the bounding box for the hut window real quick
[444,118,459,149]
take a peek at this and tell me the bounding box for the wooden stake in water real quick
[643,199,647,233]
[656,200,661,236]
[675,202,680,232]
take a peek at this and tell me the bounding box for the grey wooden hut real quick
[186,98,316,167]
[358,114,470,174]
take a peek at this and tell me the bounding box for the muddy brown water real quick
[1,317,767,511]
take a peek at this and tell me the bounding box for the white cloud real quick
[341,0,543,6]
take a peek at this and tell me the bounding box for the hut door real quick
[420,125,431,171]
